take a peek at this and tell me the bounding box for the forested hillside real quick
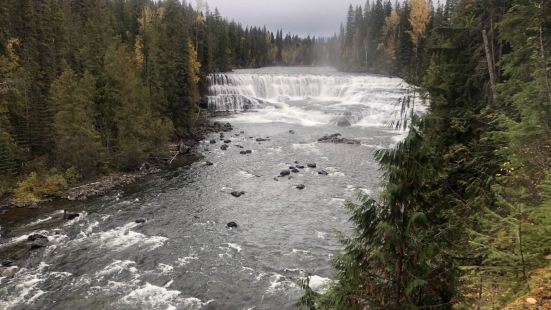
[0,0,317,203]
[300,0,551,309]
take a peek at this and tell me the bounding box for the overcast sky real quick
[198,0,369,38]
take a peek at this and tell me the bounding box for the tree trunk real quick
[482,29,497,108]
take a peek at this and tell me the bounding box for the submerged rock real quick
[227,222,238,228]
[63,211,80,220]
[30,239,48,250]
[224,140,232,144]
[289,130,296,134]
[205,161,214,166]
[336,117,352,127]
[135,219,146,224]
[318,170,329,176]
[291,168,300,173]
[296,184,305,190]
[296,165,305,169]
[209,139,217,144]
[307,163,317,168]
[220,144,229,151]
[256,138,270,142]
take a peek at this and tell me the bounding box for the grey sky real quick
[199,0,369,38]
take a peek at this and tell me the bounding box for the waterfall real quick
[207,70,406,113]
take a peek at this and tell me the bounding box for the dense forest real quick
[1,0,550,308]
[300,0,551,309]
[0,0,318,203]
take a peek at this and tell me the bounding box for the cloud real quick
[200,0,369,37]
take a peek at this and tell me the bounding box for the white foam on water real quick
[307,275,334,294]
[227,243,242,252]
[316,231,328,240]
[0,262,71,309]
[25,216,53,227]
[63,211,88,227]
[71,222,168,251]
[291,143,321,155]
[176,255,199,266]
[157,263,174,274]
[95,260,138,279]
[119,282,213,310]
[119,282,181,309]
[265,273,297,294]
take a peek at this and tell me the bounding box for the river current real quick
[0,67,408,309]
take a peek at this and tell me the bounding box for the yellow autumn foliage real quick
[408,0,432,48]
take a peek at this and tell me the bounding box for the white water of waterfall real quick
[207,67,414,128]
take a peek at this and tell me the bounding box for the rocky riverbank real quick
[0,110,234,212]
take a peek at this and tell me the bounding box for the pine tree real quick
[49,69,104,177]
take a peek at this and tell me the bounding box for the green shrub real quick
[11,171,68,204]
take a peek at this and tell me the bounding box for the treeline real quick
[321,0,452,79]
[0,0,316,202]
[301,0,551,309]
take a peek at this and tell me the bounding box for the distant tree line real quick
[0,0,318,201]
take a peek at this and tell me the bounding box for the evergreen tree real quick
[49,69,104,177]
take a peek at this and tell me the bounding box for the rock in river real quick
[227,222,238,228]
[209,139,217,144]
[231,191,245,198]
[280,170,291,177]
[64,211,80,220]
[307,163,317,168]
[318,170,329,176]
[296,184,305,190]
[27,234,48,242]
[0,266,19,278]
[224,140,232,144]
[135,219,146,224]
[318,133,360,144]
[220,144,229,151]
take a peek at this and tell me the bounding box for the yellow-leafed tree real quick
[408,0,432,49]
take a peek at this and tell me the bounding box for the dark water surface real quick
[0,67,407,309]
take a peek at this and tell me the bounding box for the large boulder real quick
[318,133,360,144]
[0,266,19,278]
[227,221,238,228]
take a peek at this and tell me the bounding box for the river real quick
[0,67,408,309]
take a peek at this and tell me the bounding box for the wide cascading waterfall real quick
[207,67,410,127]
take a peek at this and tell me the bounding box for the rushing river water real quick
[0,67,408,309]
